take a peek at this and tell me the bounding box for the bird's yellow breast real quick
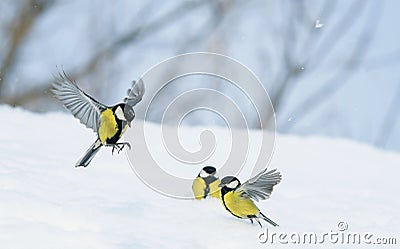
[120,122,129,136]
[209,179,221,199]
[192,177,207,200]
[98,109,118,143]
[222,190,259,218]
[192,177,221,200]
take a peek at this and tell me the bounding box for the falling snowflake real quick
[315,19,324,29]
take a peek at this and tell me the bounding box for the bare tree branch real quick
[177,0,231,53]
[270,1,303,114]
[303,0,367,70]
[80,0,208,76]
[280,0,383,132]
[270,0,368,115]
[1,0,208,107]
[264,1,368,128]
[0,0,53,95]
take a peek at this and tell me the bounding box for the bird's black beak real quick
[128,122,131,128]
[218,182,225,188]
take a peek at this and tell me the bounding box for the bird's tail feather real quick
[260,212,279,227]
[76,139,103,167]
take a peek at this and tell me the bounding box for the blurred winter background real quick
[0,0,399,152]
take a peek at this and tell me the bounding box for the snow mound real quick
[0,105,399,248]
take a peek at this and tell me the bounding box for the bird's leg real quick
[106,142,131,155]
[115,142,131,153]
[111,144,119,155]
[255,218,263,228]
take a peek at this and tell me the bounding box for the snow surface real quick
[0,105,399,248]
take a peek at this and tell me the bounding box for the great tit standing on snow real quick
[51,70,145,167]
[218,168,281,227]
[192,166,221,200]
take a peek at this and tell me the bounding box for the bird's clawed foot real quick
[249,217,263,227]
[107,142,131,155]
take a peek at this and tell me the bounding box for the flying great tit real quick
[51,70,145,167]
[218,168,281,227]
[192,166,221,200]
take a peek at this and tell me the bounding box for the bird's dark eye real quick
[124,106,135,121]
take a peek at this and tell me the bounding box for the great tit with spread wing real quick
[218,168,281,227]
[51,70,145,167]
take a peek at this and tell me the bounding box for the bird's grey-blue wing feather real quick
[237,169,282,202]
[51,71,106,132]
[124,78,145,107]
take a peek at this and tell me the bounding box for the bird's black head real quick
[219,176,241,190]
[123,104,135,123]
[114,104,135,126]
[198,166,217,178]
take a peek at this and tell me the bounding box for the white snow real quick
[0,105,399,248]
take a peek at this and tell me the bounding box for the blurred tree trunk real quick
[0,0,53,95]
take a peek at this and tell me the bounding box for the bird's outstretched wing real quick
[236,168,282,202]
[124,78,145,107]
[51,70,106,132]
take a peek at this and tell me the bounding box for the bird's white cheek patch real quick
[115,107,127,121]
[199,170,209,178]
[227,181,239,189]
